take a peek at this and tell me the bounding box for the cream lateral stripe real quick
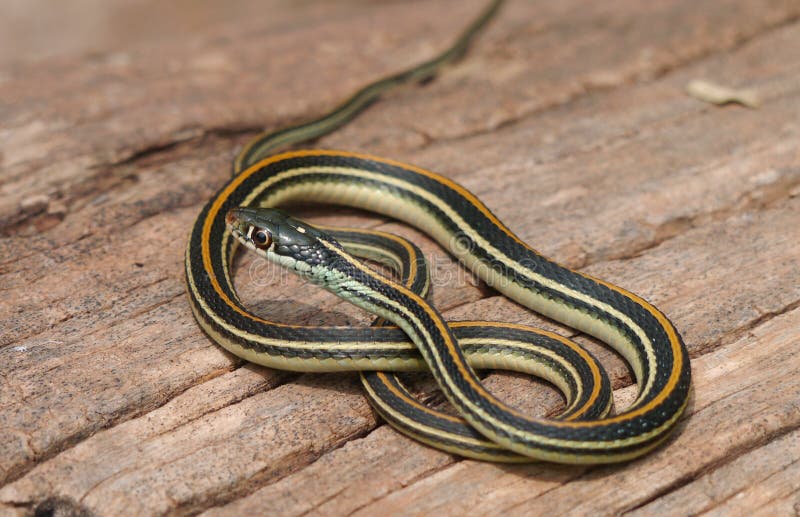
[242,164,657,391]
[340,243,404,269]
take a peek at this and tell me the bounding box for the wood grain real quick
[2,0,799,515]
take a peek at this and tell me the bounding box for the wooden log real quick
[2,0,799,515]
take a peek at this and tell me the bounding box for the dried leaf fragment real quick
[686,79,761,108]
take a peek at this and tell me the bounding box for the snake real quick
[185,0,691,463]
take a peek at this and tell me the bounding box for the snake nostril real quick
[225,209,238,227]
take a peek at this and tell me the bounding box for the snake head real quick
[225,207,341,270]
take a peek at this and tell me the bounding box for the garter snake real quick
[185,0,691,463]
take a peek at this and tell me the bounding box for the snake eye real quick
[252,228,272,249]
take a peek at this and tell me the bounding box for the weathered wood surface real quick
[2,0,800,515]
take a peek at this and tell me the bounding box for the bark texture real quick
[2,0,799,515]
